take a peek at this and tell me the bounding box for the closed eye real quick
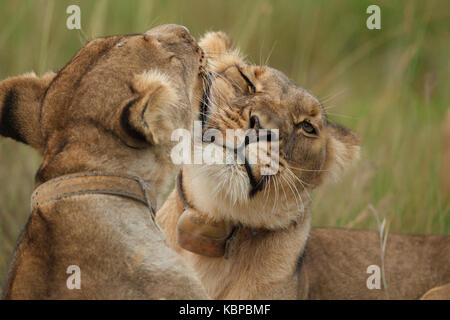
[237,66,256,94]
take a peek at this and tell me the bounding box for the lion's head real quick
[0,25,206,196]
[183,32,360,229]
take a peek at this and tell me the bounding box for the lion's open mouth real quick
[233,143,266,198]
[244,161,266,198]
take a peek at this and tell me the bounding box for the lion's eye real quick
[237,67,256,94]
[298,121,317,135]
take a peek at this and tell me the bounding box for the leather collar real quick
[175,171,266,259]
[31,171,159,228]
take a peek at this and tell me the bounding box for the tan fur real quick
[1,24,208,299]
[420,283,450,300]
[156,32,449,300]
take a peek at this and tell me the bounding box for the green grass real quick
[0,0,449,282]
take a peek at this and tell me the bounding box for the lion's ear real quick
[322,122,360,182]
[199,31,232,57]
[199,31,245,72]
[0,72,56,151]
[117,70,179,146]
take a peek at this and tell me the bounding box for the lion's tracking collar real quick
[31,171,159,230]
[176,171,265,259]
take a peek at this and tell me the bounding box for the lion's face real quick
[186,32,359,227]
[0,24,206,186]
[41,24,205,149]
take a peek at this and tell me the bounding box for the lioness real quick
[0,24,208,299]
[157,32,450,299]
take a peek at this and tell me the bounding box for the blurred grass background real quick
[0,0,449,282]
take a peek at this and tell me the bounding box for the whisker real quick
[285,168,312,202]
[286,164,328,174]
[282,171,304,214]
[280,172,301,213]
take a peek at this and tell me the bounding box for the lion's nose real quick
[145,24,194,43]
[168,24,191,36]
